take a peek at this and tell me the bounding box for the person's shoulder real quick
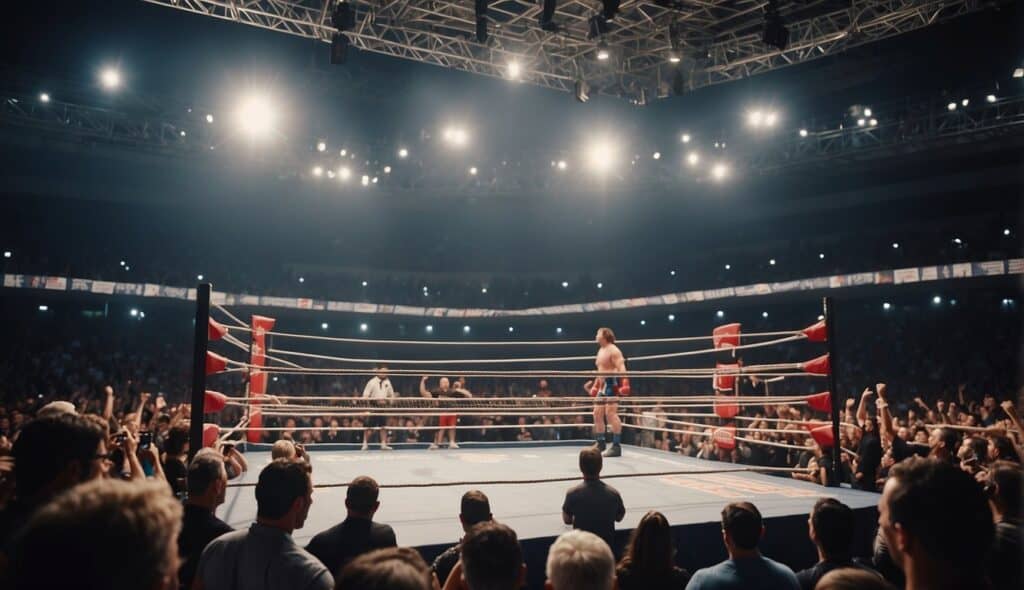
[671,566,691,584]
[208,527,248,547]
[565,481,586,495]
[759,556,799,585]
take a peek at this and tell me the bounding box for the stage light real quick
[359,323,368,332]
[507,61,521,80]
[668,314,675,321]
[338,167,351,181]
[312,166,323,177]
[747,110,764,127]
[596,41,610,61]
[3,251,11,259]
[711,162,729,181]
[322,322,329,330]
[130,308,139,317]
[384,166,392,174]
[818,314,824,321]
[724,264,730,270]
[463,325,471,333]
[892,242,899,249]
[317,141,327,152]
[764,112,778,126]
[857,118,865,127]
[426,325,434,333]
[508,326,514,332]
[38,305,49,312]
[716,310,724,318]
[947,102,957,111]
[596,282,603,289]
[361,280,368,287]
[39,92,50,103]
[197,274,204,281]
[799,128,808,137]
[681,133,691,143]
[398,147,408,158]
[557,160,567,170]
[561,281,569,288]
[556,327,563,334]
[818,253,825,259]
[762,311,769,318]
[769,258,776,265]
[987,94,997,103]
[640,320,646,326]
[584,138,617,174]
[883,302,891,310]
[179,130,187,137]
[327,170,336,179]
[1014,68,1023,79]
[298,277,305,283]
[1004,228,1011,236]
[235,94,277,140]
[953,237,962,245]
[668,54,681,64]
[686,152,699,166]
[372,177,378,184]
[442,126,469,148]
[119,260,125,266]
[469,166,478,176]
[361,175,370,186]
[124,265,130,271]
[652,152,661,160]
[206,114,214,123]
[481,287,488,293]
[670,270,676,276]
[869,118,878,127]
[100,67,121,90]
[961,98,969,107]
[340,149,348,156]
[932,295,942,304]
[864,108,873,117]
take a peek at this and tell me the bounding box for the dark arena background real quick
[0,2,1021,590]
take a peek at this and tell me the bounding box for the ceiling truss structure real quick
[141,0,991,100]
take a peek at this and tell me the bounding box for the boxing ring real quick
[186,286,880,587]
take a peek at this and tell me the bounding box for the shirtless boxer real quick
[590,327,630,457]
[420,376,473,449]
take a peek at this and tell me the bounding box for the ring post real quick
[823,296,841,486]
[189,283,212,462]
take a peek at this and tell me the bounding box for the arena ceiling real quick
[142,0,993,101]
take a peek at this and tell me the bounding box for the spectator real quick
[561,447,625,551]
[685,502,799,590]
[178,448,233,590]
[794,498,879,590]
[983,461,1021,590]
[544,530,615,590]
[195,458,332,590]
[432,489,493,586]
[9,479,182,590]
[272,439,298,460]
[163,424,190,497]
[877,457,994,590]
[444,521,525,590]
[0,414,106,552]
[615,511,690,590]
[35,400,76,418]
[815,569,895,590]
[306,475,397,576]
[853,389,881,491]
[336,547,433,590]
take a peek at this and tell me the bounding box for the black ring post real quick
[823,296,841,486]
[189,283,212,462]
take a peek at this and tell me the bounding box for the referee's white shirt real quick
[362,376,395,399]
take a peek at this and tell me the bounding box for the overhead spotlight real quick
[179,130,187,137]
[799,128,808,137]
[442,127,469,147]
[892,242,899,249]
[596,41,610,61]
[361,280,368,287]
[724,264,731,270]
[475,0,489,43]
[601,0,620,19]
[574,79,590,103]
[986,94,997,103]
[469,166,478,176]
[883,302,892,310]
[384,166,392,174]
[652,152,661,160]
[670,270,676,276]
[235,93,277,141]
[716,310,725,318]
[640,320,646,326]
[508,326,515,333]
[340,149,348,156]
[130,308,139,317]
[762,0,789,50]
[681,133,691,143]
[298,276,305,283]
[463,325,471,333]
[426,325,434,333]
[818,253,825,259]
[206,114,214,123]
[668,53,681,64]
[38,305,49,312]
[596,282,603,289]
[4,251,13,259]
[668,314,675,321]
[317,141,327,152]
[711,162,729,180]
[356,323,367,332]
[584,137,617,174]
[932,295,942,305]
[761,311,769,318]
[556,160,568,170]
[338,167,351,181]
[747,110,764,127]
[769,258,776,265]
[331,33,350,64]
[556,327,563,334]
[312,166,324,177]
[361,175,370,186]
[953,237,962,245]
[99,67,122,90]
[197,274,204,281]
[686,151,699,166]
[1014,68,1023,79]
[864,108,873,117]
[961,98,969,107]
[1004,228,1011,236]
[327,170,335,179]
[764,112,778,126]
[398,147,409,158]
[857,118,865,127]
[539,0,559,31]
[371,177,378,184]
[507,61,521,80]
[481,287,488,294]
[869,118,878,127]
[39,92,50,103]
[947,102,957,111]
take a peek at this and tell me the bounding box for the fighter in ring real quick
[589,327,630,457]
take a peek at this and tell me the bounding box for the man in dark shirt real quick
[562,447,625,552]
[306,475,397,575]
[985,461,1022,590]
[162,424,190,498]
[431,489,493,586]
[178,448,232,590]
[795,498,881,590]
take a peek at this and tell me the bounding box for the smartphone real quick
[113,432,128,444]
[139,431,153,450]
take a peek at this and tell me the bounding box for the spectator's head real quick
[545,530,614,590]
[271,438,297,460]
[346,475,380,517]
[595,327,615,345]
[36,400,76,419]
[11,479,182,590]
[988,435,1019,462]
[460,522,526,590]
[187,448,228,507]
[984,460,1021,521]
[816,569,895,590]
[376,365,389,380]
[578,447,602,479]
[12,414,105,502]
[809,498,855,559]
[879,457,993,583]
[619,511,674,575]
[460,489,493,532]
[336,547,433,590]
[439,377,451,391]
[721,502,764,554]
[255,459,313,530]
[164,424,190,456]
[927,427,958,459]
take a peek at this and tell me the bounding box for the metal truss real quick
[140,0,993,100]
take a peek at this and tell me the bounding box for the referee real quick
[361,365,395,450]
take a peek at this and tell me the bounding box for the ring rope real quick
[229,422,595,432]
[230,394,815,404]
[219,332,307,370]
